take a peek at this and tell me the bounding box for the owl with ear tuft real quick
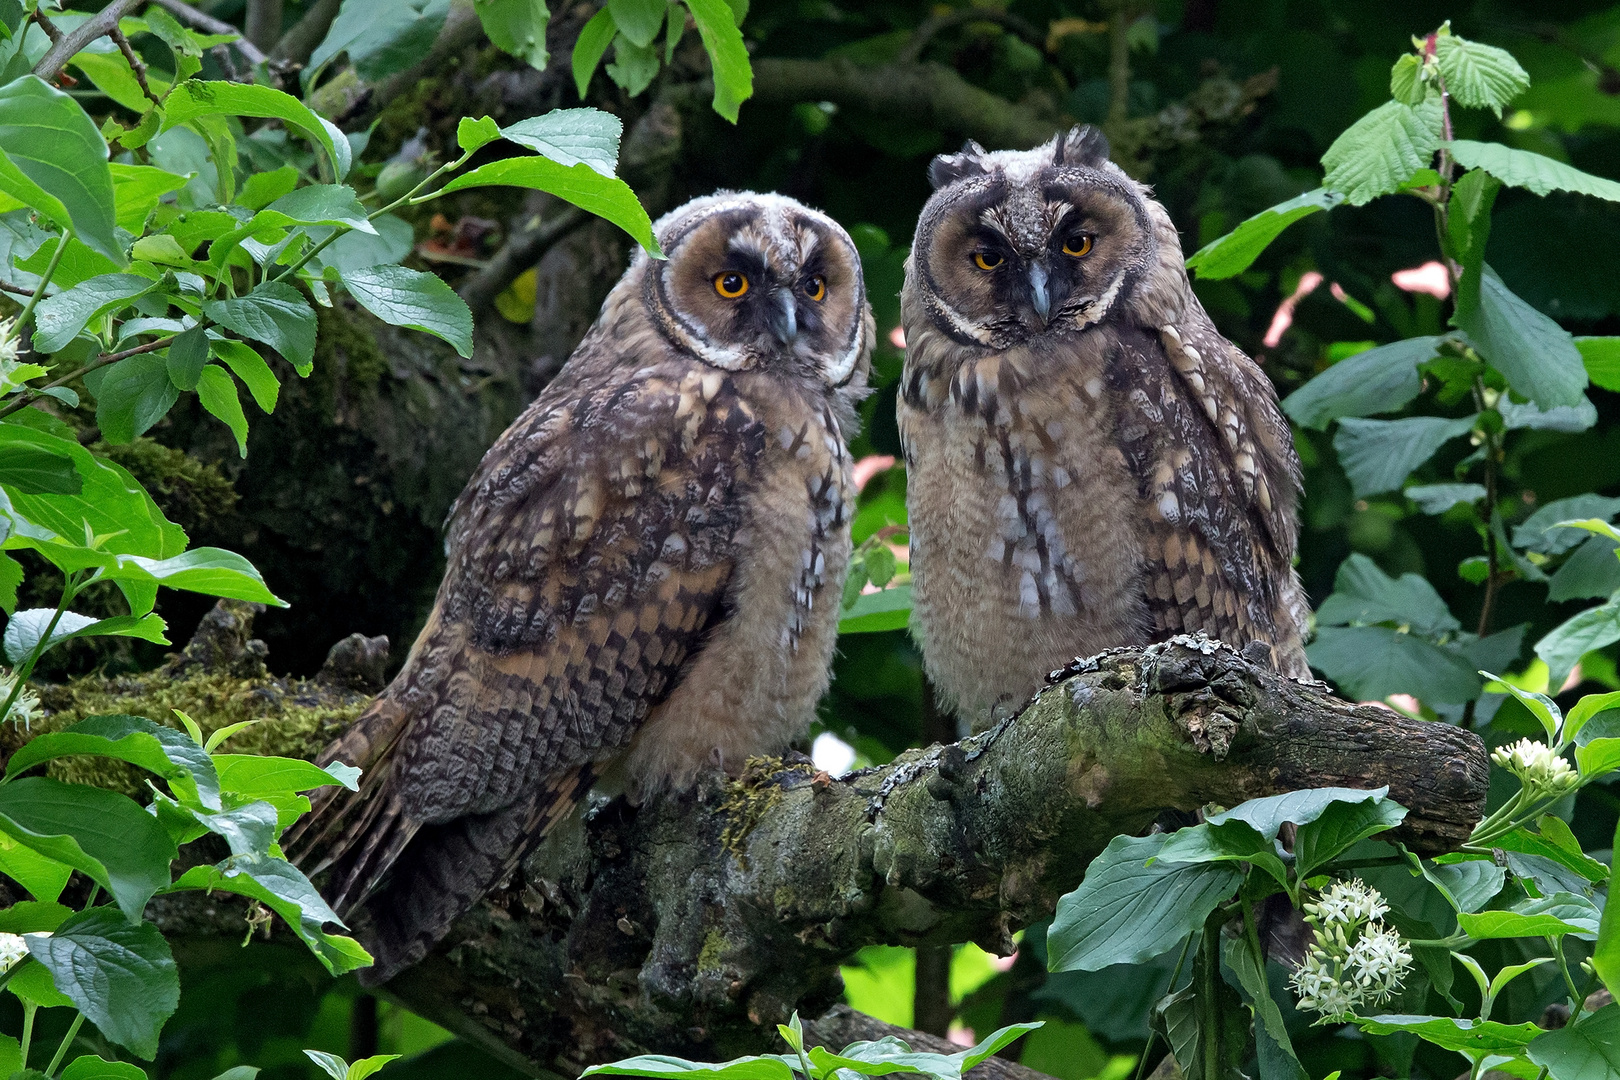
[899,125,1310,729]
[289,191,873,982]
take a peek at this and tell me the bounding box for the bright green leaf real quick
[210,338,279,413]
[109,163,187,233]
[203,282,317,375]
[1185,188,1343,280]
[1355,1014,1541,1053]
[1435,35,1530,115]
[838,584,911,634]
[439,155,658,255]
[501,108,622,176]
[162,81,350,181]
[195,363,249,457]
[5,713,219,810]
[213,754,361,795]
[572,8,618,99]
[338,264,473,358]
[33,273,157,354]
[456,116,501,154]
[1528,1005,1620,1080]
[683,0,752,123]
[1448,140,1620,202]
[1579,337,1620,392]
[0,76,120,262]
[475,0,551,70]
[1321,98,1443,206]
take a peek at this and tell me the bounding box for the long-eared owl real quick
[292,192,874,981]
[898,125,1309,729]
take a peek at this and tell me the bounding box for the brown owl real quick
[291,192,874,981]
[898,126,1309,729]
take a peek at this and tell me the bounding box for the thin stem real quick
[1133,929,1193,1080]
[19,1002,35,1068]
[1554,937,1584,1026]
[0,335,173,421]
[110,28,160,105]
[16,228,72,336]
[44,1012,84,1076]
[0,573,75,724]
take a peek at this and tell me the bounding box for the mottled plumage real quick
[291,192,873,981]
[899,126,1309,728]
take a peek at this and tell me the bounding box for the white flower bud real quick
[0,932,28,973]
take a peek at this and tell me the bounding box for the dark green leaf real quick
[203,282,317,375]
[162,82,350,181]
[439,156,659,256]
[838,584,911,634]
[309,0,450,82]
[1456,266,1587,410]
[0,76,120,262]
[1294,796,1407,878]
[1185,188,1343,280]
[1315,553,1460,636]
[1281,336,1438,429]
[475,0,551,70]
[1223,935,1306,1080]
[25,907,178,1059]
[164,323,209,392]
[1448,140,1620,202]
[683,0,752,123]
[501,108,622,176]
[1596,820,1620,1000]
[60,1055,149,1080]
[1447,168,1499,319]
[1331,415,1477,498]
[1514,496,1620,554]
[0,442,79,495]
[572,8,618,99]
[33,274,156,354]
[1421,858,1506,913]
[84,351,180,445]
[313,214,414,275]
[1321,98,1443,206]
[195,364,249,457]
[1536,597,1620,694]
[1490,827,1607,885]
[1498,395,1597,433]
[0,777,176,922]
[1406,483,1486,514]
[1529,1004,1620,1080]
[1307,625,1482,703]
[339,264,473,358]
[1047,833,1243,971]
[6,713,219,810]
[1549,536,1620,604]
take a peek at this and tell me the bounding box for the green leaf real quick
[1389,54,1427,107]
[0,901,72,933]
[1316,553,1460,636]
[1536,596,1620,697]
[1498,395,1597,434]
[1529,1004,1620,1080]
[606,34,660,95]
[572,8,618,99]
[162,81,350,181]
[1458,893,1601,940]
[1447,140,1620,202]
[71,48,168,113]
[170,856,372,976]
[1492,827,1609,886]
[1294,796,1408,878]
[6,713,220,810]
[0,442,79,495]
[1355,1014,1541,1053]
[610,0,666,47]
[165,323,209,392]
[1489,676,1564,742]
[1320,98,1443,206]
[309,0,450,81]
[305,1052,351,1080]
[109,163,187,233]
[457,116,501,154]
[95,548,283,607]
[236,165,298,211]
[475,0,551,70]
[0,75,120,263]
[1331,414,1477,498]
[838,584,911,634]
[203,282,317,375]
[1406,483,1487,515]
[1047,833,1243,972]
[338,264,473,358]
[261,185,375,234]
[439,156,659,256]
[312,213,415,275]
[1576,738,1620,782]
[683,0,752,122]
[33,273,158,354]
[1447,168,1499,319]
[1456,265,1588,410]
[1307,625,1482,703]
[9,956,77,1008]
[84,351,180,445]
[1223,935,1307,1080]
[1594,819,1620,1000]
[1185,188,1343,280]
[1156,819,1291,892]
[0,833,71,903]
[582,1056,793,1080]
[0,777,176,923]
[213,754,360,795]
[210,339,279,413]
[346,1055,402,1080]
[1579,337,1620,392]
[1570,690,1620,746]
[195,364,249,457]
[59,1055,149,1080]
[25,906,179,1059]
[1422,857,1506,913]
[1514,496,1620,555]
[1435,35,1530,115]
[1281,336,1438,429]
[501,108,622,176]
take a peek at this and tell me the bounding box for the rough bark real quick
[31,605,1488,1079]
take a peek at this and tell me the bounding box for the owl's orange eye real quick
[803,276,826,302]
[973,252,1004,271]
[1062,235,1094,257]
[714,272,749,298]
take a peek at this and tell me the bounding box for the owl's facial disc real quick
[641,193,869,387]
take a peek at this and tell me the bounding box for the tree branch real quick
[50,607,1487,1077]
[459,205,588,318]
[894,9,1046,65]
[32,0,144,81]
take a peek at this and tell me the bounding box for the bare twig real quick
[31,9,63,44]
[111,28,161,105]
[895,8,1045,65]
[0,335,174,421]
[33,0,145,81]
[459,206,588,318]
[150,0,270,67]
[244,0,283,52]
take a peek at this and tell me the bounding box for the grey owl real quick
[898,126,1310,728]
[291,192,874,981]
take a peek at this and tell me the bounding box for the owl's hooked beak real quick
[769,290,799,345]
[1027,261,1051,325]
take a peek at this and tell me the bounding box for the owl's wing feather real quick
[1112,310,1310,675]
[295,353,766,950]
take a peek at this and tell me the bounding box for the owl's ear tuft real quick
[1054,125,1110,168]
[928,140,989,190]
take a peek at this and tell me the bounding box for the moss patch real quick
[718,757,816,862]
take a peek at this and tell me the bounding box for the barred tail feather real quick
[357,766,596,985]
[284,693,413,866]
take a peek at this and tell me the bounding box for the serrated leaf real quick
[1456,265,1588,410]
[1448,140,1620,203]
[203,282,317,374]
[33,273,157,354]
[501,108,623,176]
[1331,414,1477,497]
[1389,54,1427,106]
[1435,35,1530,114]
[475,0,551,70]
[339,264,472,358]
[1185,188,1343,280]
[83,351,180,444]
[309,0,450,82]
[162,82,350,181]
[1321,98,1443,206]
[1316,552,1460,636]
[26,907,179,1059]
[684,0,752,122]
[1281,336,1438,429]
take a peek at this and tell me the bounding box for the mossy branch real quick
[20,607,1486,1078]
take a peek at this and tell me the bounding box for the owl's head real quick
[911,126,1168,349]
[638,192,872,389]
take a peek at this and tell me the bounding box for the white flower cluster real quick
[0,315,19,365]
[1491,738,1576,792]
[0,668,41,730]
[1289,878,1413,1023]
[0,932,28,973]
